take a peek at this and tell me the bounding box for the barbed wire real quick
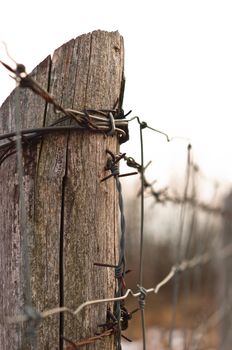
[122,151,232,222]
[99,150,130,349]
[0,112,129,167]
[0,54,131,154]
[8,237,232,328]
[62,329,113,349]
[1,44,232,350]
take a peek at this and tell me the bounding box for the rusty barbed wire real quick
[0,118,128,167]
[62,329,113,350]
[0,54,131,154]
[0,110,129,166]
[0,51,196,170]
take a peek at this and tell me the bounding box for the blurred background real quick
[1,1,232,349]
[120,155,232,349]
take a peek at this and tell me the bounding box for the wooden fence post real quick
[0,30,125,349]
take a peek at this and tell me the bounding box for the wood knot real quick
[113,46,120,53]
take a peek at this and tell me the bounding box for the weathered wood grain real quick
[0,56,51,349]
[62,31,124,348]
[0,30,124,349]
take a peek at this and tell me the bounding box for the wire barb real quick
[100,150,138,182]
[0,57,130,144]
[8,239,232,326]
[62,329,113,350]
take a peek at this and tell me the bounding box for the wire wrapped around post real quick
[100,150,127,349]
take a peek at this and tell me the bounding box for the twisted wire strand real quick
[115,176,126,350]
[116,177,126,269]
[101,152,128,349]
[8,237,232,325]
[0,114,127,146]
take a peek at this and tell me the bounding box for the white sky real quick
[1,0,232,197]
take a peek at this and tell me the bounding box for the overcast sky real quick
[1,0,232,198]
